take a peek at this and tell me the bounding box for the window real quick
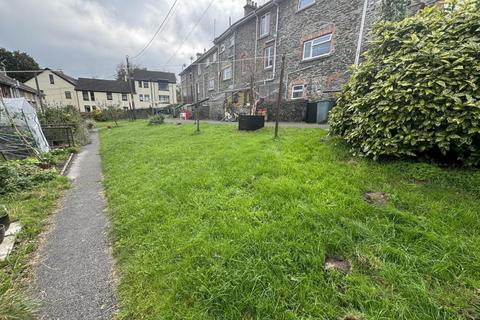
[82,91,89,101]
[143,81,149,88]
[139,94,144,102]
[228,35,235,48]
[107,92,113,100]
[220,44,225,53]
[208,79,215,91]
[159,95,170,103]
[292,85,304,99]
[84,105,91,112]
[264,46,274,69]
[158,80,169,91]
[138,81,143,88]
[49,74,55,84]
[65,91,72,99]
[198,66,201,76]
[260,13,270,37]
[90,91,95,101]
[303,34,332,60]
[212,52,217,63]
[144,94,150,102]
[223,66,232,81]
[298,0,315,10]
[122,93,128,101]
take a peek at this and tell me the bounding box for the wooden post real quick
[196,105,200,132]
[34,73,44,114]
[274,55,286,139]
[250,74,255,115]
[126,55,137,121]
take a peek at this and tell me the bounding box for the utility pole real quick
[126,55,137,121]
[34,73,44,114]
[274,55,286,139]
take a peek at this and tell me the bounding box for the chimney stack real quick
[244,0,257,16]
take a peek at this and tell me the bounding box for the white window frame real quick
[223,66,232,81]
[220,44,225,53]
[298,0,315,11]
[208,79,215,91]
[259,13,270,37]
[65,91,72,99]
[139,94,144,102]
[264,46,274,69]
[197,65,201,75]
[159,95,170,103]
[292,85,305,99]
[228,35,235,48]
[303,34,332,61]
[144,94,150,102]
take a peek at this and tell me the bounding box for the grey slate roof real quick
[0,73,38,94]
[132,70,176,83]
[75,78,131,93]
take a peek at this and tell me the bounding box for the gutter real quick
[355,0,369,65]
[272,0,280,80]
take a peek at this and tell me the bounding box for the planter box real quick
[239,115,265,131]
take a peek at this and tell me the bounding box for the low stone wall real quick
[259,99,308,122]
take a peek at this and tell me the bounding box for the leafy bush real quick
[0,150,68,195]
[148,114,165,125]
[329,0,480,166]
[39,105,91,146]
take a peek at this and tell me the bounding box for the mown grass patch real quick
[0,177,69,320]
[100,121,480,320]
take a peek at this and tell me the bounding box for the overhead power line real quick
[163,0,215,68]
[131,0,180,60]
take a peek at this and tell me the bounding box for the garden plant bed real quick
[100,121,480,320]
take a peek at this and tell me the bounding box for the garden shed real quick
[0,98,49,160]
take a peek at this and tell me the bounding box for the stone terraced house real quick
[180,0,441,121]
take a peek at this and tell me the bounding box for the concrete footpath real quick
[165,118,329,129]
[32,131,116,320]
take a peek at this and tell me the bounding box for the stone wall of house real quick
[233,16,257,90]
[276,0,367,102]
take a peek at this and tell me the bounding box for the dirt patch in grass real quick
[325,256,351,273]
[364,192,388,205]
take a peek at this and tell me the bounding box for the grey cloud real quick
[0,0,244,79]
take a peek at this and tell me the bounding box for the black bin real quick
[239,115,265,131]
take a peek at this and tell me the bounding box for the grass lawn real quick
[0,177,69,320]
[100,121,480,320]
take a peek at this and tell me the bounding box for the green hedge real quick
[329,0,480,166]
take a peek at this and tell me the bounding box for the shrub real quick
[148,114,165,125]
[39,105,91,146]
[329,0,480,166]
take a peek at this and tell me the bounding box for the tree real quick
[0,48,41,82]
[115,62,142,81]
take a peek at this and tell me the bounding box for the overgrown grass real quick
[0,177,69,320]
[100,121,480,320]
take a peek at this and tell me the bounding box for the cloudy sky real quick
[0,0,259,80]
